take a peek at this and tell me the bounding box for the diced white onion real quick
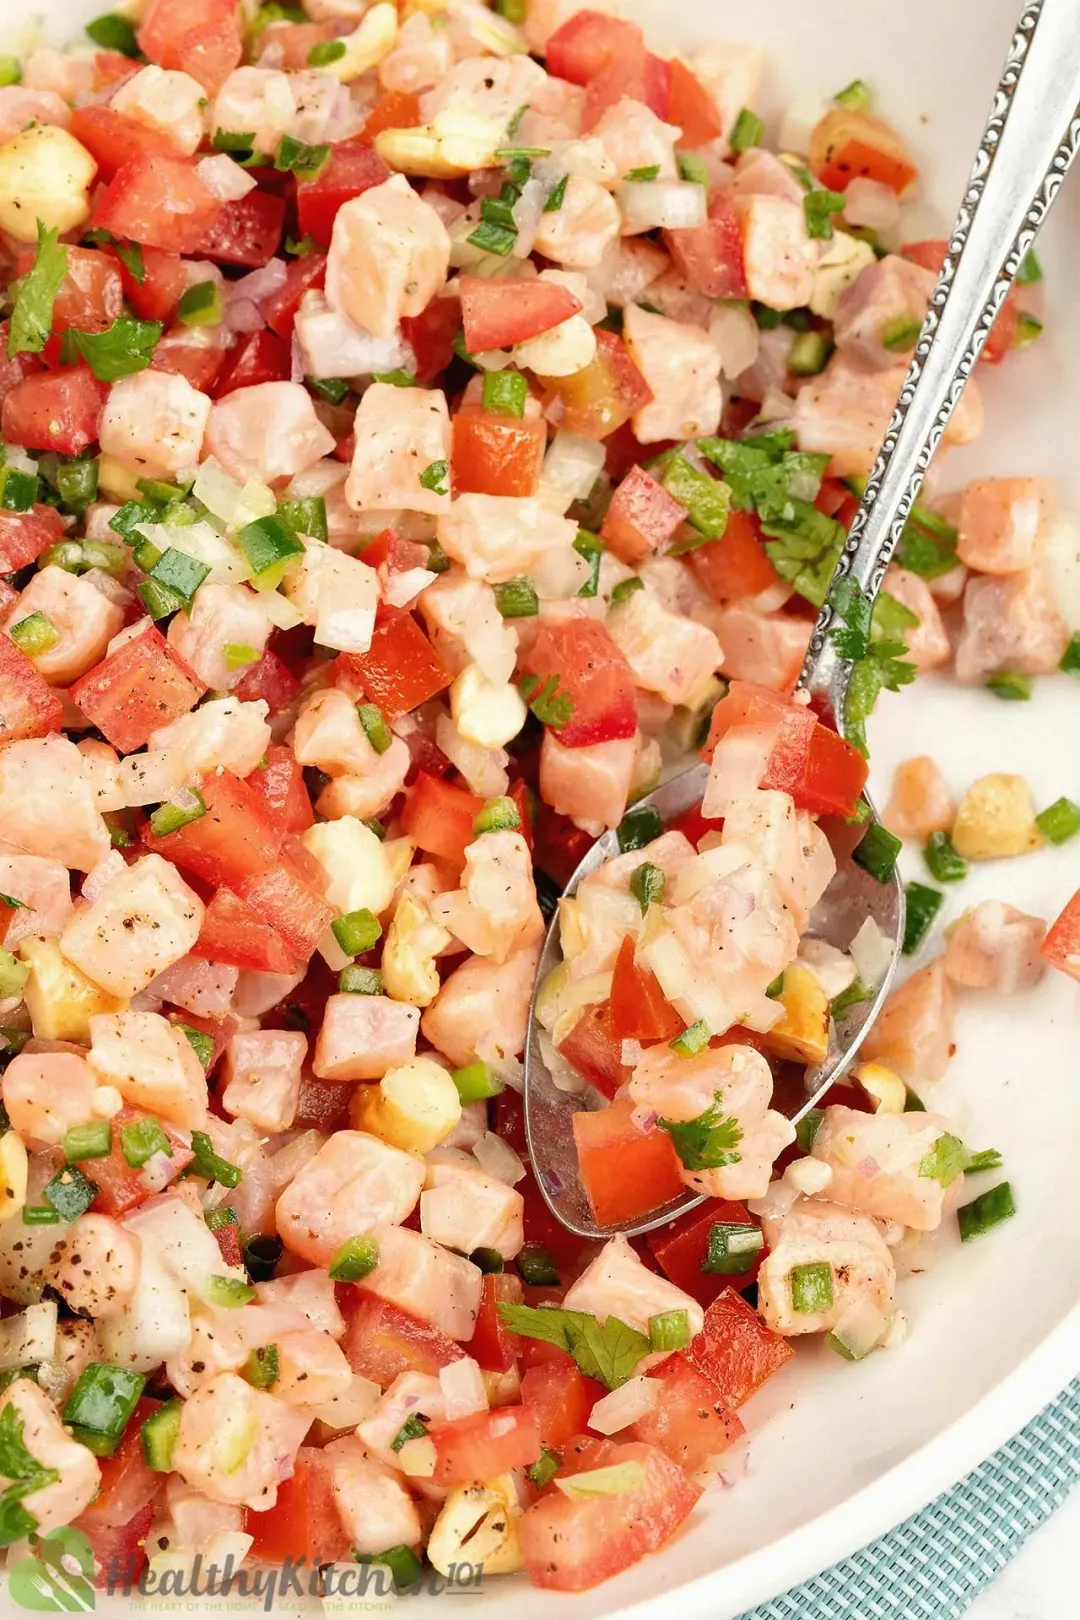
[588,1375,658,1435]
[708,301,760,380]
[82,850,126,904]
[841,176,900,231]
[621,1040,644,1068]
[256,590,305,631]
[849,915,894,989]
[483,1051,523,1095]
[439,1355,489,1419]
[265,1130,327,1197]
[117,749,182,807]
[538,432,605,516]
[702,725,778,818]
[511,176,548,259]
[310,1373,382,1430]
[435,714,509,798]
[197,153,257,202]
[0,1302,57,1372]
[798,938,857,1000]
[384,566,437,607]
[192,459,244,526]
[618,180,707,233]
[140,1149,178,1193]
[472,1131,526,1185]
[533,541,592,600]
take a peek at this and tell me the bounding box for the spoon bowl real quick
[523,762,906,1240]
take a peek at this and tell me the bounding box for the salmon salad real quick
[0,0,1077,1600]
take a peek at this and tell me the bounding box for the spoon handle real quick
[801,0,1080,722]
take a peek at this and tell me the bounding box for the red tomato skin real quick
[237,851,333,963]
[116,246,191,323]
[151,328,226,393]
[541,329,652,441]
[0,503,64,573]
[93,49,137,89]
[243,1451,350,1567]
[467,1273,522,1372]
[15,245,122,334]
[665,188,748,299]
[452,407,546,497]
[520,1362,604,1450]
[523,619,637,748]
[261,253,327,339]
[70,625,206,753]
[296,140,390,247]
[901,238,1017,363]
[362,89,423,140]
[143,768,283,890]
[574,1093,686,1227]
[1,367,108,456]
[138,0,243,94]
[88,1107,194,1217]
[601,464,687,565]
[190,886,299,976]
[93,154,223,253]
[214,329,293,396]
[1040,890,1080,983]
[809,107,917,194]
[459,276,583,354]
[545,9,645,84]
[581,50,669,132]
[556,999,627,1099]
[400,771,483,866]
[194,190,286,268]
[361,528,430,576]
[233,647,302,713]
[0,322,43,412]
[0,637,64,746]
[702,681,863,814]
[685,1286,794,1407]
[341,1293,466,1388]
[626,1354,744,1472]
[71,105,181,180]
[431,1406,542,1486]
[686,508,780,602]
[245,744,312,835]
[400,295,461,384]
[667,58,724,147]
[609,937,684,1043]
[334,608,451,718]
[647,1199,760,1307]
[519,1439,702,1592]
[797,721,870,819]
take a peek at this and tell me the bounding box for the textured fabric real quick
[741,1379,1080,1619]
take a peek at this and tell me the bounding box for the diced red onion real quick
[629,1103,657,1133]
[224,299,265,336]
[858,1156,881,1179]
[229,259,288,308]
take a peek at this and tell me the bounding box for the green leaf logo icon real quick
[9,1525,96,1611]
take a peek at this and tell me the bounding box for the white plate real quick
[24,0,1080,1613]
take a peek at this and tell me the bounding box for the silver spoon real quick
[524,0,1080,1241]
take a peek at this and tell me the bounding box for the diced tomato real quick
[295,140,390,248]
[213,329,293,397]
[0,504,64,573]
[797,719,869,819]
[257,19,337,70]
[150,329,226,393]
[210,1219,244,1268]
[82,1396,164,1528]
[582,50,670,132]
[93,49,137,89]
[15,245,122,335]
[540,329,652,441]
[809,106,917,194]
[900,238,1016,364]
[0,636,64,744]
[533,802,596,889]
[93,153,223,254]
[665,187,747,300]
[452,406,546,498]
[79,1498,155,1591]
[0,322,42,412]
[467,1273,521,1372]
[556,998,627,1099]
[361,528,430,577]
[1040,890,1080,983]
[334,607,451,718]
[260,252,327,340]
[459,276,583,354]
[519,1362,604,1451]
[545,9,646,86]
[88,1107,194,1217]
[667,58,724,148]
[685,507,779,602]
[115,246,191,323]
[71,625,206,754]
[341,1293,466,1388]
[71,105,181,181]
[1,367,108,456]
[492,1084,526,1155]
[143,768,282,889]
[431,1405,541,1486]
[193,189,286,268]
[243,1451,350,1566]
[519,1439,702,1592]
[647,1198,760,1306]
[400,294,461,385]
[362,88,423,140]
[138,0,243,95]
[600,464,686,565]
[574,1092,685,1227]
[627,1354,744,1472]
[191,886,298,975]
[165,1007,236,1072]
[520,1169,589,1274]
[685,1286,794,1407]
[609,937,684,1043]
[899,239,945,276]
[232,646,301,712]
[245,745,312,836]
[400,771,483,866]
[522,619,637,747]
[237,851,333,964]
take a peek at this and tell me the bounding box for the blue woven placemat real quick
[740,1379,1080,1619]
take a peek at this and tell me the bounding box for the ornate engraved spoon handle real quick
[801,0,1080,722]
